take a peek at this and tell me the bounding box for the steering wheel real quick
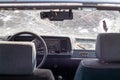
[8,31,48,68]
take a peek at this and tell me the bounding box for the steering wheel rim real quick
[8,31,48,68]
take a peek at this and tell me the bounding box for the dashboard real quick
[2,35,96,80]
[11,36,72,55]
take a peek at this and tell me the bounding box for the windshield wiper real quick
[77,44,86,50]
[77,44,88,57]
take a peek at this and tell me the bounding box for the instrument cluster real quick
[11,35,72,55]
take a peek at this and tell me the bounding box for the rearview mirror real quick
[40,10,73,21]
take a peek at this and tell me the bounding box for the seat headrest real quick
[0,41,36,75]
[96,33,120,62]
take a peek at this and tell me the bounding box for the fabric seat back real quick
[74,33,120,80]
[0,41,36,75]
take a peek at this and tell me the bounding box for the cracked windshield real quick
[0,10,120,50]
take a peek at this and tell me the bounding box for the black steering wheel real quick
[8,31,48,68]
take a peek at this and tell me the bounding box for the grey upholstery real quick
[81,59,120,69]
[0,69,55,80]
[33,69,55,80]
[74,33,120,80]
[0,41,36,75]
[96,33,120,62]
[0,41,55,80]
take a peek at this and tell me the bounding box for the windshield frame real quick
[0,2,119,10]
[0,0,120,4]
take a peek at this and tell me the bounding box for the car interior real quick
[74,33,120,80]
[0,0,120,80]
